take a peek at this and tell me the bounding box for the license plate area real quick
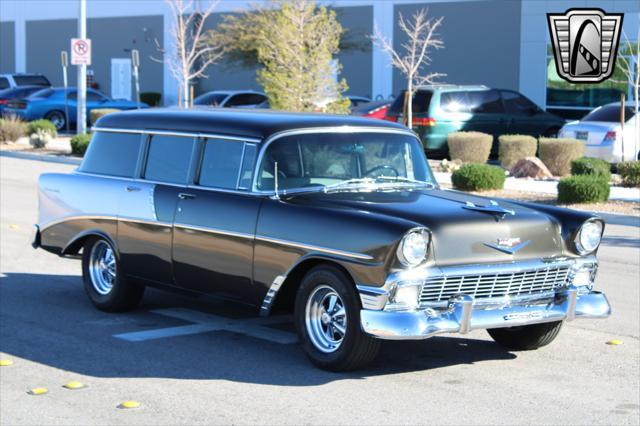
[575,131,588,141]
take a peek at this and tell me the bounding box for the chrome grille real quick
[419,265,571,304]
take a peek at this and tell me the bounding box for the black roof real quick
[94,108,407,141]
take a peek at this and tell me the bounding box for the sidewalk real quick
[434,172,640,202]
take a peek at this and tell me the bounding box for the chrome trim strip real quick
[173,223,254,240]
[260,275,286,316]
[251,126,419,192]
[92,127,262,143]
[39,214,172,232]
[255,235,374,261]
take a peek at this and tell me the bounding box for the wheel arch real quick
[267,255,358,316]
[62,229,117,256]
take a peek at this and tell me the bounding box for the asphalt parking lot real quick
[1,155,639,425]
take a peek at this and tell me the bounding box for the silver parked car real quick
[559,102,639,162]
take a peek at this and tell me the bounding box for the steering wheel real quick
[364,165,399,178]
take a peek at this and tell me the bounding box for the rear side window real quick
[13,75,50,86]
[198,139,244,189]
[225,94,267,107]
[501,90,539,115]
[79,132,142,177]
[582,105,636,122]
[0,78,9,90]
[144,135,195,184]
[388,90,433,115]
[440,90,503,114]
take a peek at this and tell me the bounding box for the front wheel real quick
[488,321,563,351]
[82,236,144,312]
[295,265,380,371]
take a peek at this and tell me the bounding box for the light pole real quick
[76,0,87,134]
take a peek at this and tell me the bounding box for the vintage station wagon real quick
[33,109,611,371]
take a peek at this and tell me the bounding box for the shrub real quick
[29,129,52,148]
[538,137,584,176]
[140,92,162,106]
[0,116,27,143]
[571,157,611,180]
[451,163,506,191]
[557,175,610,204]
[447,131,493,163]
[617,161,640,187]
[90,108,121,125]
[70,133,92,156]
[27,119,57,138]
[498,134,537,169]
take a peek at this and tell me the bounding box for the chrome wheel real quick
[305,285,347,353]
[88,240,116,295]
[45,112,65,131]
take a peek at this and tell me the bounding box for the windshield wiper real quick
[374,175,436,188]
[323,176,435,193]
[323,178,377,193]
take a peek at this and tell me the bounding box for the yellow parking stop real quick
[0,359,14,366]
[63,381,86,390]
[28,388,49,395]
[118,400,141,409]
[606,339,623,345]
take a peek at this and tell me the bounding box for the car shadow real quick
[0,272,516,386]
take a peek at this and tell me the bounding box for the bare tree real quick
[156,0,225,108]
[373,9,444,128]
[614,29,639,161]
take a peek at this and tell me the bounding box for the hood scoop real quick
[463,200,515,220]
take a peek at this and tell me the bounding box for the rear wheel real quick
[82,236,144,312]
[44,110,66,132]
[488,321,563,350]
[295,265,380,371]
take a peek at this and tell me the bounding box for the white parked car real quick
[559,102,639,163]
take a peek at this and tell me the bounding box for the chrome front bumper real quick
[360,286,611,340]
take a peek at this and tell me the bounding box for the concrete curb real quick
[0,150,81,165]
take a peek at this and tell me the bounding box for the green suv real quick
[386,85,565,157]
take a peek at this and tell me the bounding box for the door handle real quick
[125,186,141,192]
[178,193,197,200]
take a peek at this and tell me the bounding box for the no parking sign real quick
[71,38,91,65]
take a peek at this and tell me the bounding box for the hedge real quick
[451,163,506,191]
[557,175,610,204]
[617,161,640,187]
[571,157,611,180]
[70,133,92,156]
[538,138,584,176]
[498,134,537,169]
[27,119,57,138]
[447,131,493,163]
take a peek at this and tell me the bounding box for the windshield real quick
[13,75,50,86]
[256,132,435,193]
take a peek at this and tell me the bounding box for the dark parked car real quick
[0,86,45,115]
[193,90,268,108]
[33,109,610,370]
[0,73,51,90]
[386,85,566,157]
[3,87,147,131]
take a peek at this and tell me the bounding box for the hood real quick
[288,189,565,266]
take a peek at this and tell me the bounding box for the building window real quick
[545,43,636,119]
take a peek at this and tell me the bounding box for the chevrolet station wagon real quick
[33,109,611,371]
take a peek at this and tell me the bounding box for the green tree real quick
[211,0,350,113]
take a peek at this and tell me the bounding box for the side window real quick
[79,132,142,177]
[387,90,433,115]
[0,78,9,90]
[501,90,538,115]
[144,135,195,184]
[225,94,267,107]
[87,91,106,101]
[198,139,244,189]
[468,90,504,114]
[440,91,471,113]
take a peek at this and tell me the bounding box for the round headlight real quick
[398,228,430,266]
[576,220,603,254]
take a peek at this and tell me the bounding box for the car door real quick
[118,133,196,285]
[172,138,262,302]
[500,90,549,136]
[463,90,505,153]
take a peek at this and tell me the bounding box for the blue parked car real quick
[3,87,147,131]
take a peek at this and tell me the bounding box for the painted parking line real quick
[113,308,297,345]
